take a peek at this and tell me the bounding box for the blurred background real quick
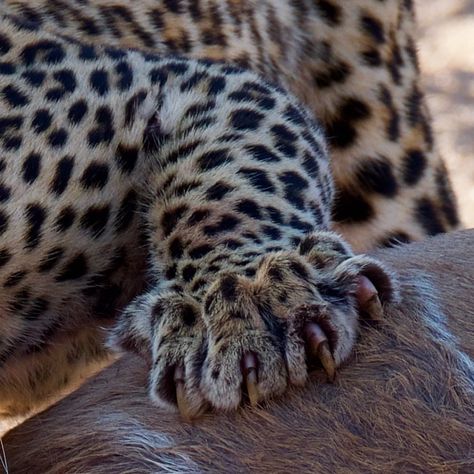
[417,0,474,227]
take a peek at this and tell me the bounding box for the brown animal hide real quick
[2,230,474,473]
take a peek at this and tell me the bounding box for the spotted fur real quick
[0,0,456,414]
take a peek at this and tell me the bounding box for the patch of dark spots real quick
[268,265,284,282]
[289,260,309,280]
[230,108,264,131]
[161,204,188,237]
[332,187,374,223]
[169,237,184,259]
[203,215,239,236]
[189,244,213,260]
[206,181,234,200]
[219,273,238,301]
[402,149,426,186]
[182,264,196,282]
[415,198,445,236]
[187,209,210,225]
[181,304,196,326]
[355,157,398,197]
[236,199,262,220]
[238,167,275,193]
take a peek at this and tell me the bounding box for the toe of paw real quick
[200,335,289,409]
[149,362,208,417]
[358,259,400,305]
[199,343,242,410]
[284,336,308,385]
[201,372,242,411]
[331,255,400,306]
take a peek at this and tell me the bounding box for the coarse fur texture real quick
[0,0,459,415]
[3,231,473,473]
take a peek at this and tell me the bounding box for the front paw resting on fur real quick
[197,231,397,412]
[113,231,398,418]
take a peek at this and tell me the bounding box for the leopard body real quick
[0,0,457,414]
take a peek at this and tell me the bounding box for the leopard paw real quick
[110,291,209,419]
[112,231,398,417]
[198,231,398,410]
[147,292,209,418]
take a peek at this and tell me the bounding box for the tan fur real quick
[2,0,459,251]
[0,1,403,415]
[3,230,473,473]
[0,0,462,417]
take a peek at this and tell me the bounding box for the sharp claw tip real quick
[358,276,385,321]
[364,294,384,321]
[242,352,260,406]
[173,367,194,422]
[318,341,336,382]
[245,368,259,406]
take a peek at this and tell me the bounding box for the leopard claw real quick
[242,352,259,406]
[317,340,336,382]
[364,293,384,321]
[174,366,192,421]
[305,322,336,382]
[358,275,384,321]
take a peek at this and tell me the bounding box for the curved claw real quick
[242,352,259,406]
[364,293,384,321]
[357,276,384,321]
[174,366,192,421]
[305,322,336,382]
[317,340,336,382]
